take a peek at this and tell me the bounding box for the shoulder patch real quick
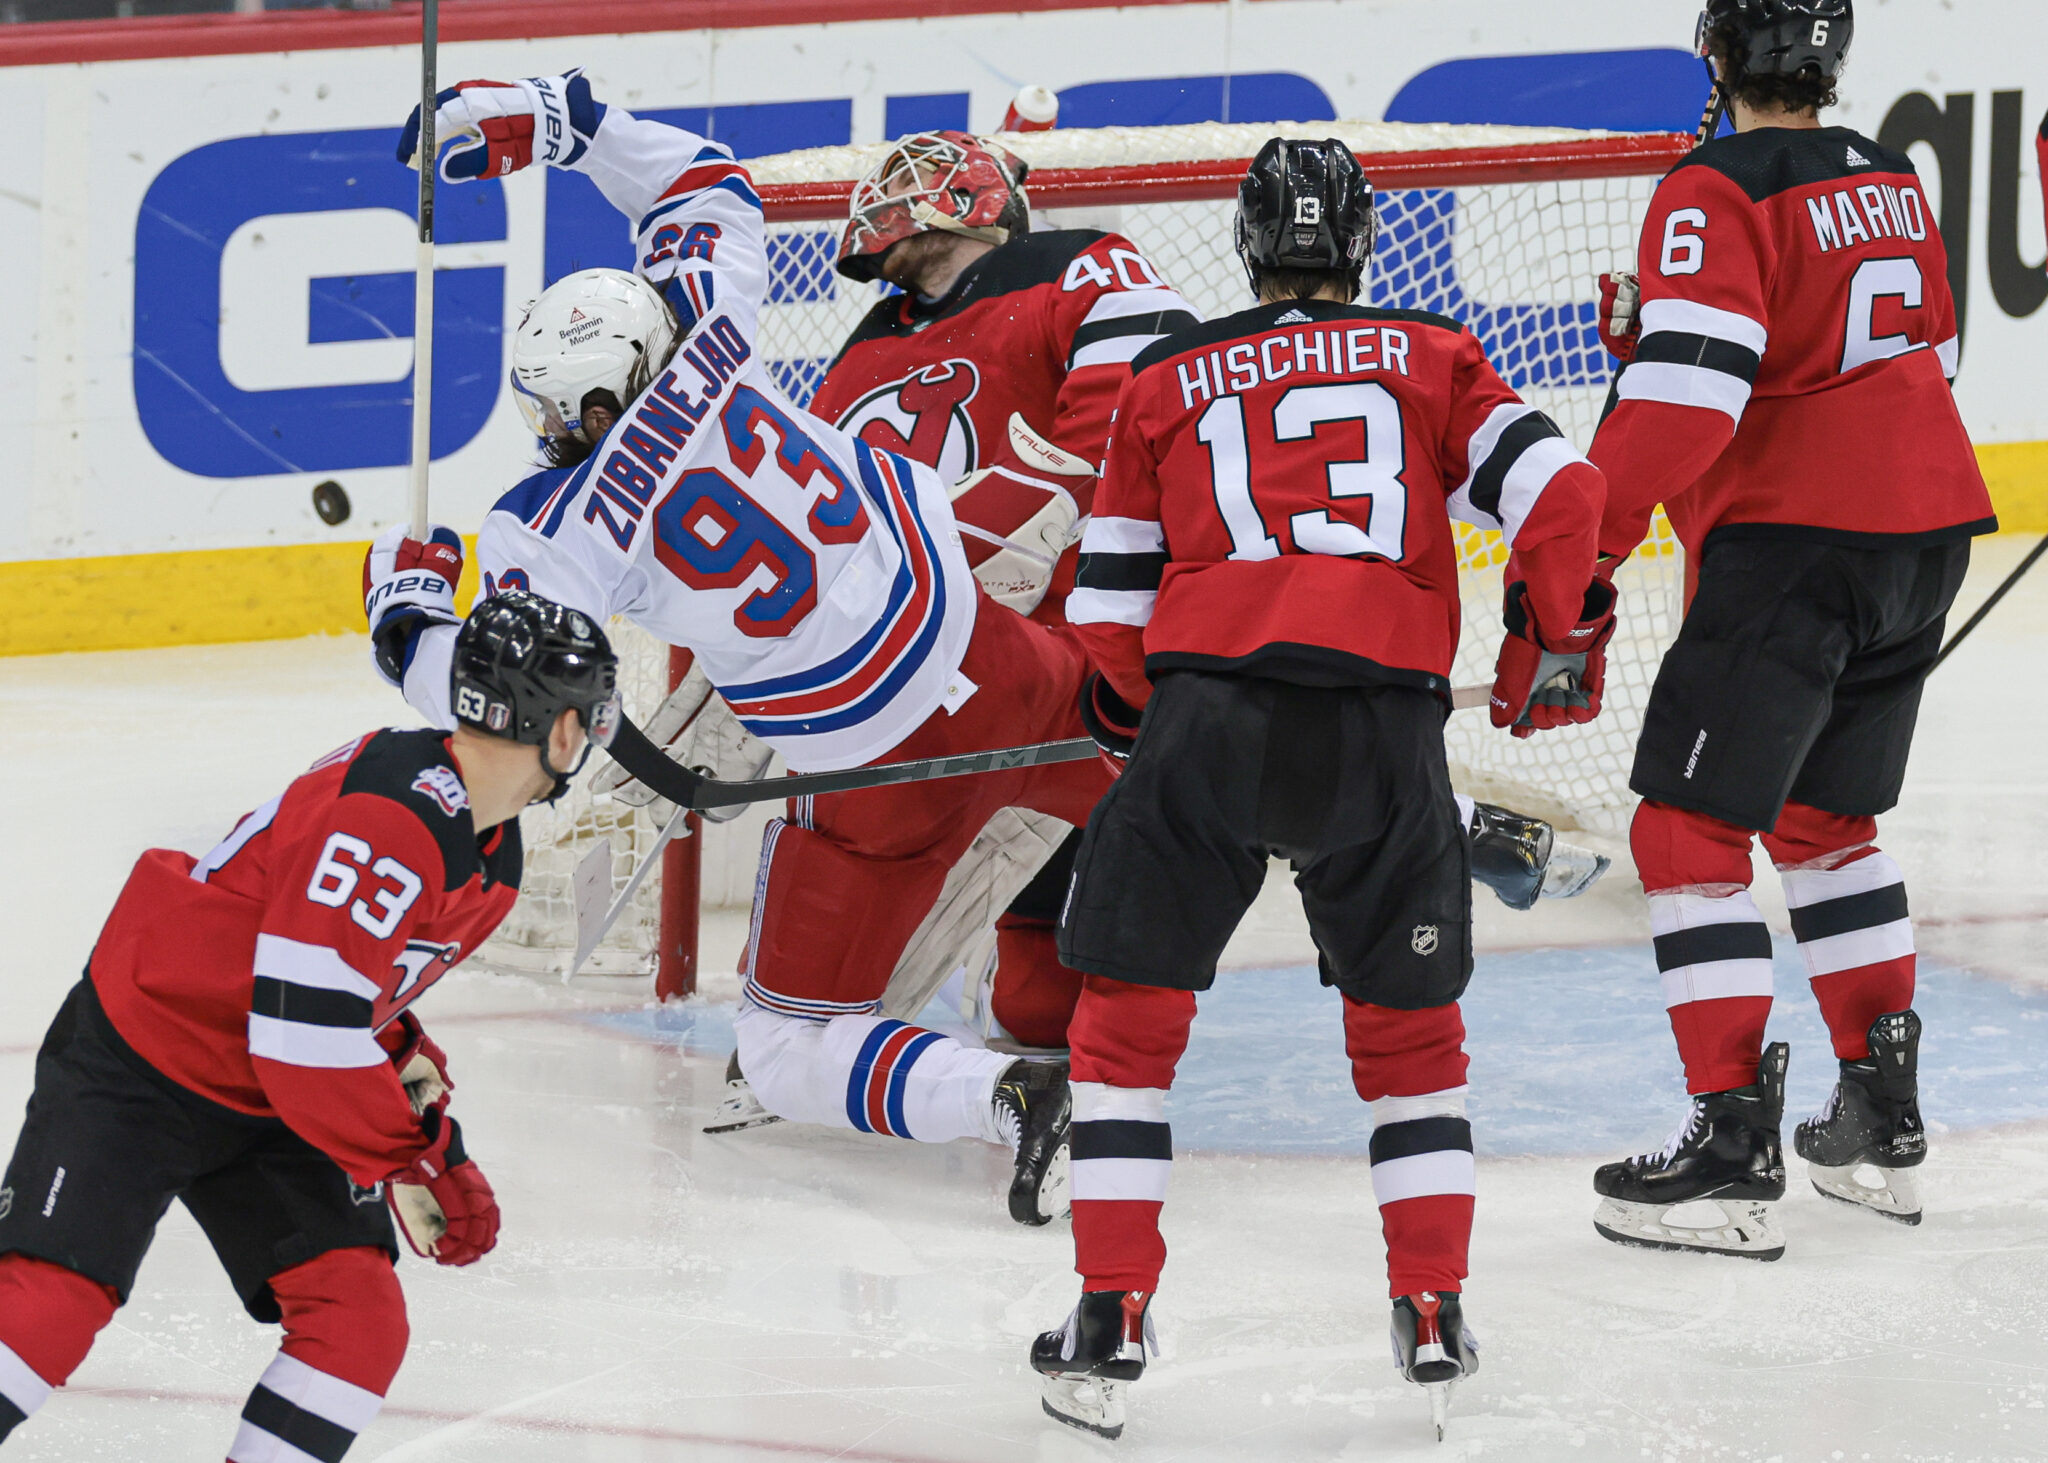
[340,730,489,892]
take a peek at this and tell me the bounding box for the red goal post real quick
[482,122,1695,1001]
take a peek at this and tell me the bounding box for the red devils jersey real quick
[1594,126,1994,559]
[809,229,1196,621]
[89,729,521,1185]
[1072,299,1605,709]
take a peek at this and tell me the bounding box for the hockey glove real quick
[1078,673,1142,774]
[388,1011,453,1115]
[363,525,464,687]
[1490,579,1618,739]
[1598,271,1641,363]
[386,1108,499,1267]
[397,69,606,182]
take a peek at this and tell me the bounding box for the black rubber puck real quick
[311,480,351,525]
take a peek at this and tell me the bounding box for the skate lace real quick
[1641,1100,1706,1164]
[993,1087,1022,1151]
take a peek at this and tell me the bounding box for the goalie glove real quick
[388,1011,452,1115]
[1489,579,1618,739]
[386,1108,499,1267]
[396,69,606,182]
[589,661,773,824]
[1598,270,1641,363]
[362,525,463,686]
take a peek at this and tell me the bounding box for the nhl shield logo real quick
[1411,924,1440,957]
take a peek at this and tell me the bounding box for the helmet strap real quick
[532,723,598,807]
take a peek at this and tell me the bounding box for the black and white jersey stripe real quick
[1650,891,1775,1009]
[1781,852,1913,977]
[1617,299,1769,423]
[247,933,385,1070]
[230,1353,384,1463]
[1368,1089,1475,1204]
[1447,403,1590,547]
[1068,290,1199,372]
[1069,1081,1171,1203]
[1069,515,1167,628]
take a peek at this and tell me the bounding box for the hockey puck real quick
[311,480,351,525]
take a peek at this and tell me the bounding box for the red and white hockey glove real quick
[386,1109,499,1267]
[1490,579,1618,739]
[396,70,606,182]
[388,1011,453,1115]
[363,525,464,686]
[1598,271,1641,363]
[1078,673,1142,776]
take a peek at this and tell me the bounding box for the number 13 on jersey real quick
[1195,382,1410,562]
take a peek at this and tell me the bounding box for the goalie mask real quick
[452,591,621,802]
[1696,0,1853,84]
[510,268,678,444]
[837,131,1031,283]
[1234,137,1378,299]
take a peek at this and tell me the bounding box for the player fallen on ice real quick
[0,592,616,1458]
[792,120,1612,1057]
[374,71,1085,1226]
[1586,0,1994,1257]
[1027,138,1613,1441]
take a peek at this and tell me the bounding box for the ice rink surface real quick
[2,538,2045,1462]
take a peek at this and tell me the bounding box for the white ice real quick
[2,538,2045,1462]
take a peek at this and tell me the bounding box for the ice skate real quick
[1467,802,1610,910]
[1031,1290,1154,1439]
[993,1058,1071,1225]
[1390,1291,1478,1442]
[703,1050,782,1134]
[1796,1010,1926,1225]
[1593,1043,1789,1260]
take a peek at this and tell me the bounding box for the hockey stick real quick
[602,713,1099,814]
[1929,534,2048,674]
[406,0,438,538]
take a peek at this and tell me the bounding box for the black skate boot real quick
[1593,1042,1789,1260]
[1390,1291,1478,1441]
[1031,1290,1154,1439]
[1795,1010,1926,1225]
[1467,802,1610,910]
[994,1059,1071,1226]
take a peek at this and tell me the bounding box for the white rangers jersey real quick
[402,112,979,772]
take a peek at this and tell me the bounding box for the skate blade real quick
[1039,1373,1126,1440]
[1542,848,1611,901]
[1038,1141,1072,1224]
[1808,1162,1922,1225]
[1427,1379,1452,1442]
[1593,1196,1785,1260]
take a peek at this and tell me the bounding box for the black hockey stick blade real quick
[1930,532,2048,675]
[602,713,1098,813]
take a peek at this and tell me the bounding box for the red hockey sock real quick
[228,1248,406,1463]
[1766,806,1913,1061]
[1066,975,1196,1293]
[1633,801,1774,1094]
[0,1253,118,1435]
[987,915,1084,1050]
[1344,1000,1475,1297]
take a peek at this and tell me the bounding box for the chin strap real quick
[1695,59,1730,147]
[532,729,598,807]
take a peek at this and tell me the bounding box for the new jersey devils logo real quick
[834,360,982,483]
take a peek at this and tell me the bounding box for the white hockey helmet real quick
[510,268,678,442]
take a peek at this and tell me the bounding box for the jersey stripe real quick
[192,794,283,883]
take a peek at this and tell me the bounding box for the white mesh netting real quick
[481,121,1685,977]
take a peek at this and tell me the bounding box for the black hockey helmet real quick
[452,591,620,798]
[1234,137,1377,299]
[1696,0,1853,83]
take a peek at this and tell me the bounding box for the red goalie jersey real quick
[1594,126,1994,559]
[1071,299,1605,710]
[88,729,521,1186]
[809,230,1197,622]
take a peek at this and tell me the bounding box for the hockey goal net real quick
[476,119,1693,994]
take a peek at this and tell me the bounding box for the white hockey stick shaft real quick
[406,0,439,540]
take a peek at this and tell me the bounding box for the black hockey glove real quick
[1078,673,1142,767]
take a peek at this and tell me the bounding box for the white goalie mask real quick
[510,268,679,443]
